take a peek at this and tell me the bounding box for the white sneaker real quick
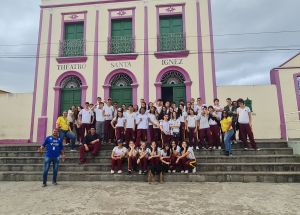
[213,146,216,150]
[117,170,122,174]
[192,168,197,173]
[181,170,184,173]
[218,146,221,150]
[168,170,171,173]
[184,170,189,174]
[139,170,142,175]
[172,170,176,173]
[196,146,199,150]
[110,170,114,174]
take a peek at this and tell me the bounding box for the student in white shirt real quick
[148,106,159,143]
[170,111,181,145]
[159,144,171,183]
[135,107,149,147]
[127,141,138,174]
[124,105,136,145]
[170,140,181,173]
[148,141,161,184]
[178,103,188,142]
[197,106,213,150]
[237,98,258,150]
[208,106,221,150]
[137,141,150,174]
[94,102,105,141]
[186,109,198,148]
[79,102,94,136]
[176,141,197,174]
[111,139,127,174]
[104,98,115,143]
[111,110,126,142]
[160,114,171,147]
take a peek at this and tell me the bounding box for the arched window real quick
[110,73,133,87]
[161,71,185,85]
[61,76,82,89]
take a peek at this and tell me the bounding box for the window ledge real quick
[154,50,189,59]
[105,53,138,61]
[56,56,88,64]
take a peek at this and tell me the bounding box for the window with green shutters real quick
[109,19,133,54]
[159,15,185,51]
[61,22,85,57]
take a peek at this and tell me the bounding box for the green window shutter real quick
[60,89,81,114]
[173,86,186,105]
[63,22,84,56]
[110,87,132,107]
[111,19,133,54]
[159,16,184,51]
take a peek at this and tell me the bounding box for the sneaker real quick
[218,146,222,150]
[139,170,142,175]
[42,184,47,187]
[196,146,200,150]
[202,147,206,150]
[168,170,171,173]
[184,170,189,174]
[255,148,261,151]
[244,148,248,150]
[172,170,176,173]
[128,170,132,175]
[70,149,77,152]
[52,182,58,186]
[118,170,122,174]
[110,170,114,174]
[192,168,196,173]
[213,146,216,150]
[181,170,184,173]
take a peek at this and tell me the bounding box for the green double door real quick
[60,88,81,114]
[162,84,186,104]
[111,19,132,54]
[110,86,132,107]
[64,22,84,56]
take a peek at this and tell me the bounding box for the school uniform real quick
[148,148,161,175]
[159,149,171,172]
[135,113,149,147]
[127,148,138,171]
[198,114,213,148]
[111,146,127,171]
[104,105,114,143]
[209,113,221,148]
[94,108,105,141]
[179,147,197,172]
[170,118,181,144]
[113,116,126,141]
[148,113,158,142]
[186,115,198,147]
[124,111,136,144]
[138,148,150,172]
[170,145,181,171]
[237,106,256,149]
[79,108,93,136]
[160,120,172,146]
[179,111,188,142]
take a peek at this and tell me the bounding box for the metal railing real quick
[59,39,86,57]
[107,36,135,54]
[157,32,186,52]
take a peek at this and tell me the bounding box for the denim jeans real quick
[43,156,60,185]
[224,129,234,154]
[59,129,76,149]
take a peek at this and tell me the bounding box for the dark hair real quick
[85,102,89,105]
[237,98,245,105]
[214,98,219,102]
[116,110,123,121]
[139,107,146,114]
[208,105,214,110]
[188,109,195,115]
[149,106,157,114]
[222,110,229,119]
[226,98,232,101]
[97,97,101,99]
[171,111,178,120]
[128,104,133,108]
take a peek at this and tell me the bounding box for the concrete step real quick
[1,163,300,172]
[0,171,299,183]
[1,155,300,164]
[0,140,289,151]
[0,148,293,157]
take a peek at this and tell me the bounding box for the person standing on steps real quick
[56,111,76,151]
[220,111,234,156]
[38,128,65,187]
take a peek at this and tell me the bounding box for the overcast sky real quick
[0,0,299,92]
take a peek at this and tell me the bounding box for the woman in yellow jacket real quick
[220,111,234,156]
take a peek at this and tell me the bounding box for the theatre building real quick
[31,0,217,142]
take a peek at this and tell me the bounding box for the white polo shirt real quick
[124,111,136,129]
[113,117,126,128]
[237,106,251,124]
[136,113,149,129]
[160,120,171,134]
[187,115,198,128]
[112,146,127,157]
[198,114,210,129]
[79,109,93,124]
[179,111,188,123]
[94,108,105,122]
[170,118,181,134]
[187,147,196,160]
[104,105,114,120]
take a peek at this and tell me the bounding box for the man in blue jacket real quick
[38,128,66,187]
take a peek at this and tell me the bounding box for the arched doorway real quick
[161,71,186,104]
[109,73,133,106]
[60,76,82,114]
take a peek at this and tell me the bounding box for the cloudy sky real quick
[0,0,299,92]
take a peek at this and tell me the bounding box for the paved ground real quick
[0,182,299,215]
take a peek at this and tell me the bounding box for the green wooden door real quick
[110,87,132,107]
[111,19,132,54]
[64,22,84,56]
[173,85,186,105]
[60,88,81,114]
[159,16,183,51]
[161,84,185,105]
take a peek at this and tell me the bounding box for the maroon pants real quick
[111,157,124,171]
[104,120,114,142]
[153,128,161,144]
[76,126,83,142]
[128,156,137,171]
[198,128,213,147]
[178,158,196,171]
[115,127,125,141]
[161,133,171,147]
[125,128,135,144]
[81,123,91,136]
[135,129,147,147]
[170,155,178,171]
[188,127,197,147]
[210,124,221,147]
[239,123,256,149]
[79,143,100,163]
[149,125,154,142]
[138,157,148,171]
[180,122,186,142]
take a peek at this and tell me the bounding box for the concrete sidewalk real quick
[0,182,299,215]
